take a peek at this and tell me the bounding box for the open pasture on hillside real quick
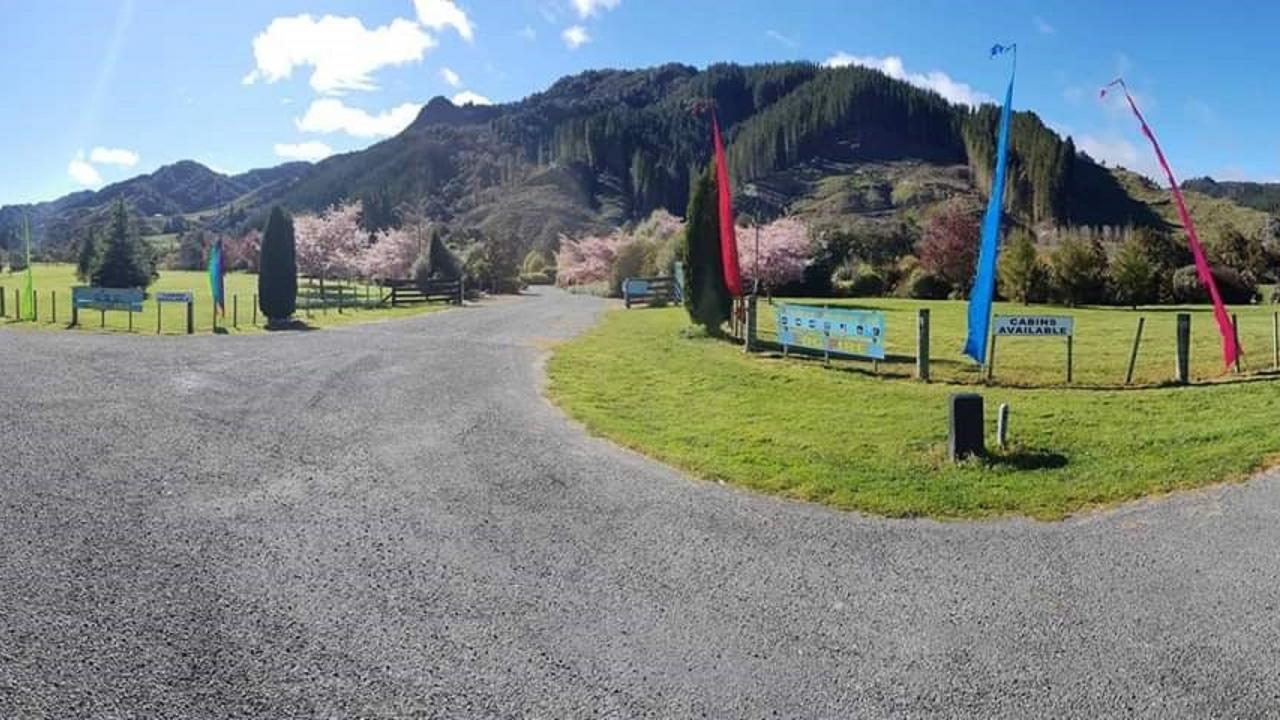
[0,264,448,334]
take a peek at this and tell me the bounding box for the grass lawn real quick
[0,263,450,335]
[546,303,1280,520]
[750,296,1280,387]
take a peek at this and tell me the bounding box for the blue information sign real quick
[776,304,886,360]
[72,287,144,312]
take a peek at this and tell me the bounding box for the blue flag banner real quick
[964,44,1017,364]
[208,239,225,316]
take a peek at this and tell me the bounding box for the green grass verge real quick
[751,296,1279,387]
[0,264,450,335]
[546,304,1280,520]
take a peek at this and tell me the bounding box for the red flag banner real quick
[1102,79,1240,368]
[712,112,744,297]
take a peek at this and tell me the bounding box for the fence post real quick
[50,291,56,324]
[457,278,464,305]
[13,289,19,321]
[33,292,38,323]
[1232,313,1241,374]
[233,294,239,329]
[916,309,930,381]
[1065,335,1074,384]
[186,300,194,335]
[128,308,133,332]
[743,294,757,353]
[0,285,5,317]
[157,300,162,334]
[1273,312,1279,370]
[1125,317,1145,385]
[337,286,343,314]
[71,295,78,327]
[253,294,258,326]
[1175,313,1191,384]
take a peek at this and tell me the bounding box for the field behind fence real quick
[749,296,1280,387]
[0,264,442,335]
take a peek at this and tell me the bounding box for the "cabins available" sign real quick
[992,315,1074,337]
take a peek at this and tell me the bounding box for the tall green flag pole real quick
[22,215,34,321]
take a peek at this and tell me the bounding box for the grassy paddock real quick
[0,264,449,335]
[546,304,1280,519]
[750,297,1280,387]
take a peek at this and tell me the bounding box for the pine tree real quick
[997,228,1044,304]
[258,206,298,325]
[1109,235,1157,308]
[75,229,99,282]
[1050,232,1107,306]
[681,166,731,334]
[91,199,155,289]
[424,227,462,280]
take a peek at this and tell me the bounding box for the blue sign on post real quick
[776,304,886,360]
[72,287,144,312]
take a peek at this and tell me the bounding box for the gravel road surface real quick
[2,288,1278,718]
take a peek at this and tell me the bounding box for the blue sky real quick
[3,0,1277,206]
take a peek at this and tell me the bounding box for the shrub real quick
[901,269,952,299]
[258,207,298,324]
[519,271,555,285]
[831,262,885,297]
[1171,265,1258,305]
[609,239,656,297]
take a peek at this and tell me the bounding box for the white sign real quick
[993,315,1074,337]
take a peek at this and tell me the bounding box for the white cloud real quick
[67,154,103,188]
[88,146,139,167]
[451,90,492,106]
[1034,16,1055,35]
[571,0,620,19]
[766,30,796,48]
[519,25,537,41]
[562,25,590,49]
[295,98,422,138]
[413,0,474,42]
[440,67,462,88]
[823,52,992,107]
[244,14,434,95]
[274,141,334,162]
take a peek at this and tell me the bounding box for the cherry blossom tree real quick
[359,226,421,281]
[919,200,980,296]
[736,217,811,293]
[294,201,367,284]
[223,230,261,272]
[555,230,629,287]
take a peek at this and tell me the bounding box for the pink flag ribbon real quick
[1102,79,1240,368]
[711,111,744,297]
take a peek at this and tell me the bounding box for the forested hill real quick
[0,60,1243,257]
[1182,177,1280,214]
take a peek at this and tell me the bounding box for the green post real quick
[233,294,239,329]
[186,301,194,335]
[50,291,56,324]
[32,292,38,323]
[14,288,20,322]
[0,285,5,317]
[157,299,162,334]
[252,294,258,326]
[128,308,133,332]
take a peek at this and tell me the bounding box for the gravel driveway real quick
[2,287,1278,718]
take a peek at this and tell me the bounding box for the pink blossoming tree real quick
[294,201,367,284]
[736,217,811,293]
[555,230,629,287]
[359,226,421,281]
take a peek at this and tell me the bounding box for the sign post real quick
[71,287,144,329]
[776,304,886,363]
[154,291,194,335]
[990,314,1075,384]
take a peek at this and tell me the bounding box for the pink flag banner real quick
[1101,79,1240,368]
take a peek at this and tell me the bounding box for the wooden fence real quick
[380,278,464,307]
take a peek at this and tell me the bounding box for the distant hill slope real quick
[1182,176,1280,215]
[2,61,1269,259]
[1118,169,1271,240]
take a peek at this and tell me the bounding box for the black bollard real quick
[949,393,985,461]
